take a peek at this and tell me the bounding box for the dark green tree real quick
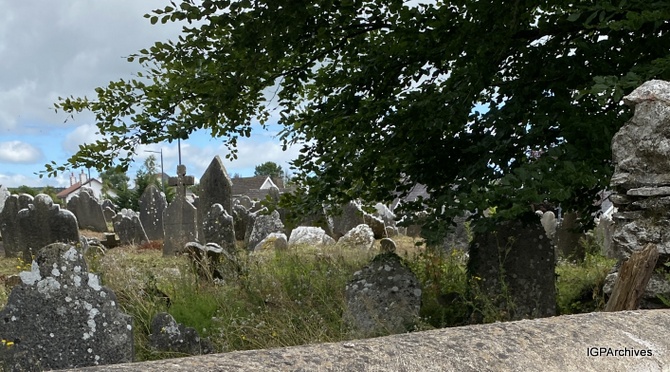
[47,1,670,244]
[254,161,285,179]
[100,167,131,197]
[11,185,37,197]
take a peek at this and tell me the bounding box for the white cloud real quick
[0,141,43,163]
[62,124,102,153]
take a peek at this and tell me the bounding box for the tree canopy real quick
[254,161,285,179]
[49,0,670,243]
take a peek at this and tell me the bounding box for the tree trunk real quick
[605,243,659,312]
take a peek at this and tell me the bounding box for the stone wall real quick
[70,310,669,372]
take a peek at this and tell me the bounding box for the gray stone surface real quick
[555,212,586,260]
[203,204,236,253]
[336,224,375,251]
[1,193,33,257]
[0,243,133,371]
[379,238,396,253]
[288,226,335,248]
[67,187,108,232]
[198,156,233,238]
[232,204,250,242]
[16,194,79,261]
[66,310,670,372]
[253,232,288,252]
[150,312,214,355]
[363,212,386,239]
[247,210,284,251]
[468,218,556,320]
[327,201,365,239]
[343,253,422,338]
[112,209,149,246]
[139,184,167,241]
[442,213,471,252]
[0,184,9,213]
[163,196,198,256]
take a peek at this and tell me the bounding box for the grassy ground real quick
[0,232,617,361]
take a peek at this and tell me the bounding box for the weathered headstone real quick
[0,185,9,213]
[0,242,133,370]
[442,213,472,252]
[150,312,214,355]
[253,232,289,252]
[163,165,198,256]
[555,212,586,261]
[380,238,397,254]
[67,187,108,232]
[233,204,250,242]
[139,184,168,241]
[0,193,34,258]
[203,203,236,254]
[288,226,336,248]
[16,194,79,261]
[343,253,422,338]
[247,210,284,251]
[103,206,117,224]
[112,209,149,246]
[336,224,375,251]
[198,156,233,239]
[327,201,365,239]
[468,217,556,321]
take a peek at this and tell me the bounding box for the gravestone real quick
[555,212,586,261]
[336,224,375,251]
[139,184,168,240]
[113,209,149,246]
[16,194,79,261]
[203,203,236,254]
[67,187,108,232]
[0,185,9,213]
[247,210,284,251]
[198,156,233,239]
[468,217,556,321]
[0,242,133,370]
[253,232,289,252]
[103,206,117,224]
[163,164,197,256]
[343,253,422,338]
[233,204,250,241]
[380,238,397,253]
[236,195,253,210]
[0,193,34,258]
[150,313,214,355]
[288,226,336,248]
[327,201,365,239]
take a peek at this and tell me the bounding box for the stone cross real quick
[168,164,195,199]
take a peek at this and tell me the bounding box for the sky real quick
[0,1,301,188]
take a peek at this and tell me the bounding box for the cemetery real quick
[0,81,669,370]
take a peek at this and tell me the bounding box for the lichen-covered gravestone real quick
[139,184,167,241]
[0,193,33,258]
[343,252,422,338]
[163,165,197,256]
[247,210,284,251]
[288,226,336,248]
[0,243,133,371]
[16,194,79,261]
[150,312,213,355]
[468,217,556,320]
[198,156,233,239]
[67,187,108,232]
[113,209,149,246]
[203,203,236,254]
[336,224,375,251]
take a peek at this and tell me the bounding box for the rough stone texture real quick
[67,187,108,232]
[336,224,375,251]
[236,195,253,210]
[595,212,615,258]
[183,242,227,280]
[0,243,133,371]
[67,310,670,372]
[343,253,422,338]
[247,210,284,251]
[203,204,236,254]
[150,313,214,355]
[112,209,149,246]
[103,206,116,225]
[198,156,233,239]
[163,197,198,256]
[253,233,288,252]
[604,269,670,309]
[555,212,586,261]
[288,226,335,248]
[379,238,396,254]
[139,184,167,241]
[327,201,365,239]
[441,213,471,252]
[16,194,80,261]
[468,218,556,320]
[232,204,250,241]
[1,193,33,258]
[0,184,10,213]
[363,212,386,239]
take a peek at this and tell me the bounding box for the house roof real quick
[230,176,284,196]
[55,179,102,199]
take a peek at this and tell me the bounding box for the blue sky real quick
[0,1,300,188]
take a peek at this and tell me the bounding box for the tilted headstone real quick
[198,156,233,238]
[343,252,422,338]
[0,242,133,370]
[288,226,336,248]
[139,184,168,240]
[16,194,79,261]
[233,204,250,241]
[327,201,365,239]
[203,203,236,254]
[163,165,197,256]
[247,210,284,251]
[150,312,213,355]
[236,195,253,210]
[112,209,149,246]
[605,79,670,307]
[103,206,116,224]
[101,198,116,213]
[67,187,108,232]
[363,212,386,239]
[336,224,375,251]
[243,207,266,248]
[0,193,34,258]
[468,217,556,320]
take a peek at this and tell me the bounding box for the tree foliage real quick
[48,0,670,244]
[254,161,285,179]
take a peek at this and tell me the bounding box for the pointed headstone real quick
[139,184,167,240]
[164,165,198,256]
[198,156,233,238]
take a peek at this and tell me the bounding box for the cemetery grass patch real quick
[555,252,616,314]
